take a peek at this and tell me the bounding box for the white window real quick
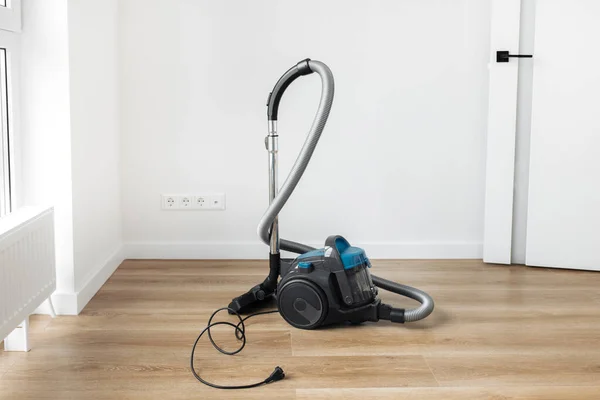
[0,0,20,33]
[0,0,19,217]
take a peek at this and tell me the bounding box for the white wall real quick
[20,0,123,314]
[120,0,491,259]
[67,0,123,294]
[20,0,74,293]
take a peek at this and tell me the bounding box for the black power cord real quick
[190,307,285,389]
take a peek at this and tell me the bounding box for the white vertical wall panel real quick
[510,0,537,265]
[483,0,521,264]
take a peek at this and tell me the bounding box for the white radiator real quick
[0,207,55,342]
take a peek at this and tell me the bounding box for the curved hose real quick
[256,59,434,323]
[257,60,334,255]
[371,275,434,322]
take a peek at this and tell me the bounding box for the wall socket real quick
[161,194,226,210]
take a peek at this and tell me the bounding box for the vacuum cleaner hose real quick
[257,59,434,323]
[257,60,334,255]
[371,275,434,322]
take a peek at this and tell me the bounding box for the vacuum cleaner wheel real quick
[277,279,327,329]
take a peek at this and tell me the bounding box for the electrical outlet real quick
[162,193,226,210]
[162,195,178,210]
[210,193,226,210]
[193,196,209,209]
[180,196,192,209]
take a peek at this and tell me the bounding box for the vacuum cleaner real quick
[228,58,434,328]
[191,59,434,389]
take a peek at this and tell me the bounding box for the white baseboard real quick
[75,246,125,314]
[124,241,482,260]
[45,246,125,316]
[125,241,272,259]
[46,292,78,316]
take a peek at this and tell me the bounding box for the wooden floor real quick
[2,260,600,399]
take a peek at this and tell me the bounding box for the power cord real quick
[190,307,284,389]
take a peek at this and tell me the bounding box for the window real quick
[0,0,19,217]
[0,48,10,216]
[0,1,20,32]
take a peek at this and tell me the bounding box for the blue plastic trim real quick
[296,241,370,270]
[297,249,325,259]
[298,261,312,269]
[334,237,350,253]
[339,246,370,270]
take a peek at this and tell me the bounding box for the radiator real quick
[0,207,55,342]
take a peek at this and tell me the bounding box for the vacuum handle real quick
[266,59,313,120]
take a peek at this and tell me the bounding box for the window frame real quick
[0,24,20,216]
[0,0,21,33]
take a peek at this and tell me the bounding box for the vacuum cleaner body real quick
[277,235,381,329]
[228,58,433,328]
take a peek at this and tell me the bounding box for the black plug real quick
[265,366,285,384]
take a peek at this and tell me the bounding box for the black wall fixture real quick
[497,50,533,63]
